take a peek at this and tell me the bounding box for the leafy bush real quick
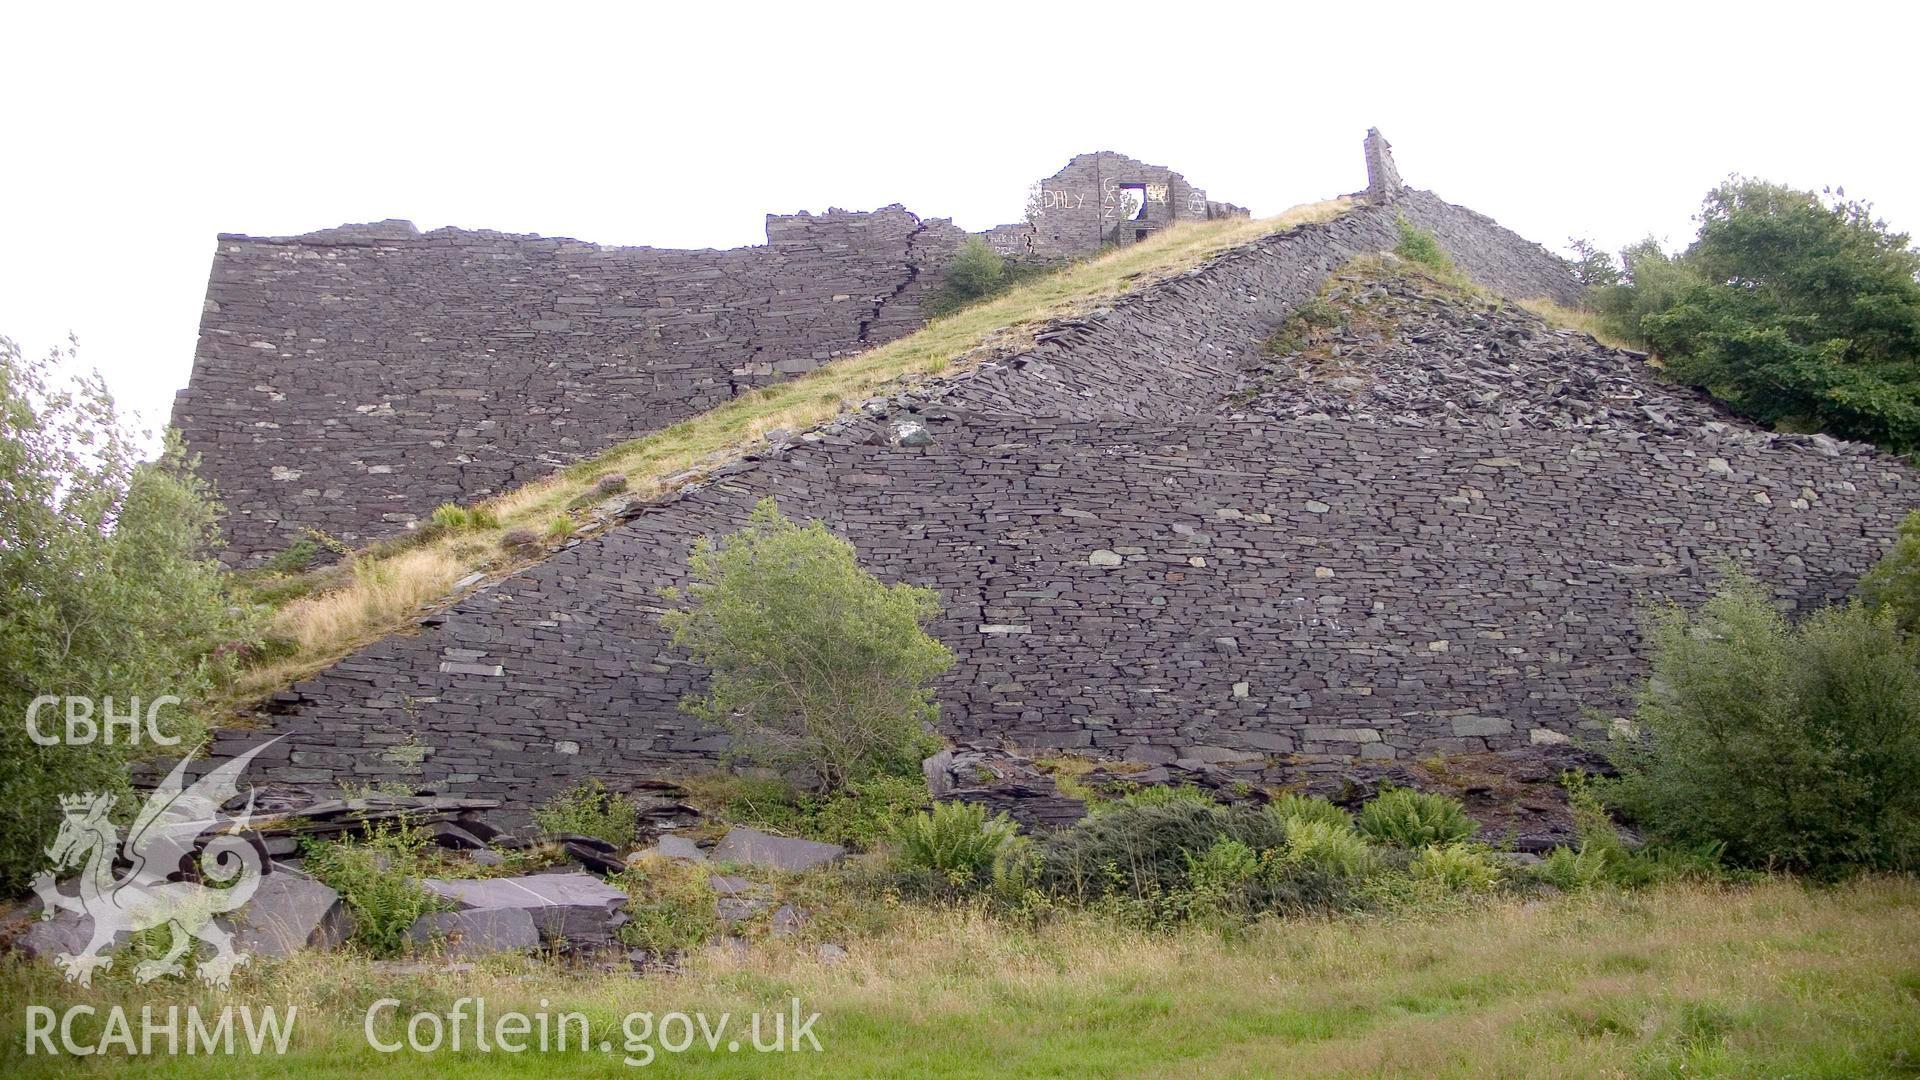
[927,237,1005,317]
[1032,801,1286,903]
[533,779,639,850]
[614,857,719,954]
[0,337,253,895]
[1183,839,1262,915]
[1593,179,1920,451]
[1565,237,1622,289]
[1395,219,1452,272]
[924,238,1058,318]
[1605,571,1920,875]
[1859,510,1920,635]
[1590,238,1706,344]
[261,538,320,575]
[1409,844,1501,894]
[1268,792,1354,831]
[682,772,928,850]
[805,774,930,849]
[891,801,1019,888]
[1277,818,1375,879]
[1537,771,1728,893]
[1356,788,1479,848]
[303,819,448,958]
[661,498,954,788]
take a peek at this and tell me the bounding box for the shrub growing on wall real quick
[1394,219,1452,273]
[661,498,953,789]
[930,237,1005,316]
[1859,510,1920,635]
[0,337,252,896]
[925,238,1056,318]
[1606,570,1920,876]
[533,779,639,850]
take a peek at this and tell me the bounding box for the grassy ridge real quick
[217,199,1353,714]
[4,877,1916,1076]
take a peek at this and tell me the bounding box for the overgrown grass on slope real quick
[1518,296,1639,352]
[219,199,1352,713]
[4,878,1916,1077]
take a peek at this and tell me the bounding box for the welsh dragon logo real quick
[30,738,282,989]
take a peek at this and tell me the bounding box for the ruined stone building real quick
[181,134,1916,809]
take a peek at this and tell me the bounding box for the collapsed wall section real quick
[174,152,1250,565]
[175,208,966,561]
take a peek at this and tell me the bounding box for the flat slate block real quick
[710,826,846,873]
[422,872,629,948]
[407,908,539,958]
[13,909,95,961]
[651,835,706,862]
[219,873,354,958]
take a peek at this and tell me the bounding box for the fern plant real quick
[1267,792,1354,831]
[1279,818,1374,879]
[1357,788,1478,848]
[1409,843,1501,894]
[891,800,1019,887]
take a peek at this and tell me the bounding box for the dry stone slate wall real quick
[174,207,967,561]
[174,154,1241,564]
[204,184,1915,812]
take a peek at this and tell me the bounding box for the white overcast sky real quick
[4,1,1915,444]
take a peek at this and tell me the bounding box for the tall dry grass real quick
[1518,296,1638,351]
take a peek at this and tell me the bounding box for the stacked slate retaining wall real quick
[205,192,1913,807]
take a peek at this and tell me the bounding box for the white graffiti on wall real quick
[1034,188,1088,210]
[1027,173,1184,226]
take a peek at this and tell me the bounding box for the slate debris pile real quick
[2,791,860,970]
[924,743,1087,828]
[1241,269,1872,461]
[926,742,1606,854]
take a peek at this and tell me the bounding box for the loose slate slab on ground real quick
[709,826,846,872]
[407,908,540,959]
[422,872,630,949]
[219,873,354,958]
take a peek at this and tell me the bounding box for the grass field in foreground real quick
[4,877,1917,1078]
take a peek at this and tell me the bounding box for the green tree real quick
[1565,237,1622,289]
[1606,570,1920,876]
[1858,510,1920,635]
[0,336,252,894]
[661,498,953,788]
[1594,179,1920,451]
